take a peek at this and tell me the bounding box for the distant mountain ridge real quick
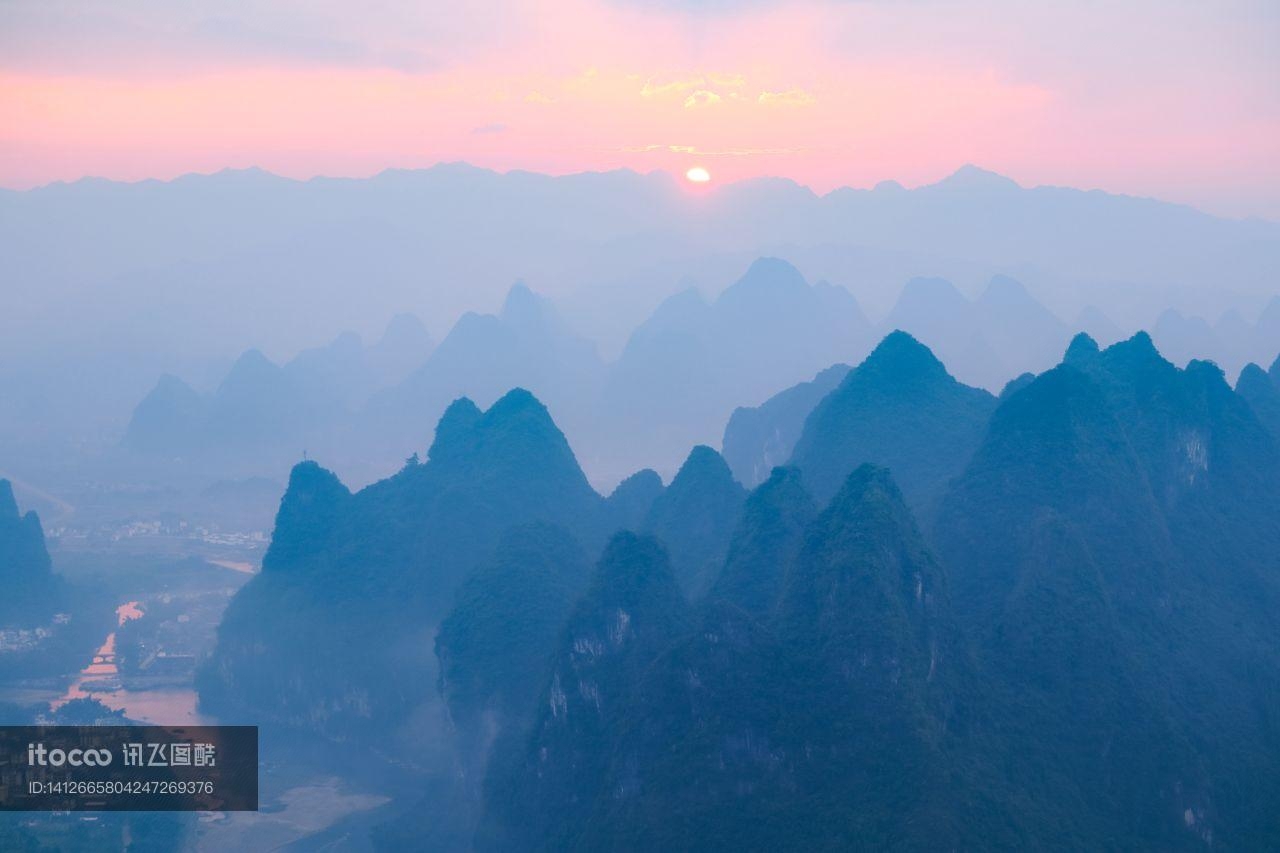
[123,313,433,473]
[121,259,1132,488]
[7,161,1277,470]
[367,283,604,474]
[1153,297,1280,377]
[595,257,873,480]
[882,274,1071,388]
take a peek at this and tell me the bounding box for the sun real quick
[685,166,711,184]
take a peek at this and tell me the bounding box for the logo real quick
[27,743,113,767]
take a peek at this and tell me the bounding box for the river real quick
[53,600,217,725]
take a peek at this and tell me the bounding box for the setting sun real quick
[685,166,711,183]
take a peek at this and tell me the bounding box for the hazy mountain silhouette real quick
[0,479,59,625]
[933,332,1280,846]
[123,313,433,472]
[721,363,850,488]
[478,532,692,851]
[6,162,1276,472]
[190,328,1280,847]
[1150,300,1280,377]
[52,249,1280,497]
[199,388,607,735]
[7,163,1273,371]
[642,446,746,596]
[599,257,872,480]
[1074,304,1126,347]
[789,331,997,510]
[435,523,591,789]
[285,313,434,408]
[881,274,1069,389]
[480,466,992,850]
[764,465,975,847]
[122,374,210,456]
[603,468,664,532]
[368,283,603,476]
[1154,309,1220,368]
[707,466,815,616]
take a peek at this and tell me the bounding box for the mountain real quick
[370,283,604,474]
[600,258,872,479]
[931,361,1208,845]
[7,163,1276,470]
[1153,308,1220,368]
[998,371,1036,399]
[1147,301,1280,377]
[198,388,608,737]
[933,333,1280,847]
[1260,299,1280,357]
[603,468,664,532]
[0,480,59,625]
[765,465,976,847]
[707,466,815,616]
[436,523,591,739]
[123,347,341,468]
[1074,304,1126,347]
[364,313,437,388]
[179,327,1280,848]
[942,330,1280,617]
[556,599,791,851]
[881,274,1070,389]
[1238,362,1280,437]
[935,359,1177,629]
[478,532,692,851]
[642,446,746,596]
[204,348,339,452]
[973,510,1198,849]
[435,523,591,788]
[122,374,209,456]
[123,313,433,471]
[975,274,1071,373]
[480,466,990,850]
[881,277,973,361]
[789,331,997,510]
[7,164,1274,372]
[721,363,851,488]
[283,313,434,409]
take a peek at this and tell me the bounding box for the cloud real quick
[621,144,698,153]
[524,91,555,104]
[683,89,723,108]
[758,88,816,106]
[641,75,706,98]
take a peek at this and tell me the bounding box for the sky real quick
[1,0,1278,219]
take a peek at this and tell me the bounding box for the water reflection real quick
[55,600,216,725]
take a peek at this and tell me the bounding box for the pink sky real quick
[2,0,1277,218]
